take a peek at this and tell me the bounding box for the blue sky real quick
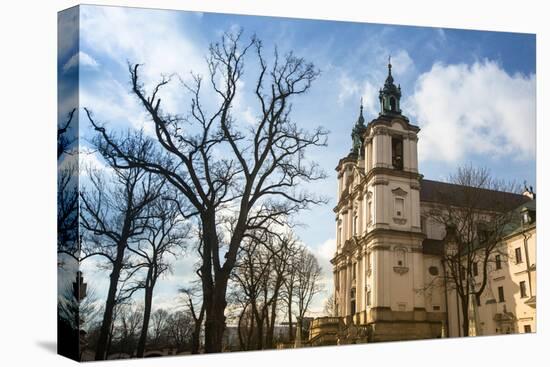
[58,5,536,315]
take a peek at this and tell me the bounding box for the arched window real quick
[389,96,396,111]
[391,137,403,170]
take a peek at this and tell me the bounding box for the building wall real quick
[332,116,446,341]
[444,227,536,337]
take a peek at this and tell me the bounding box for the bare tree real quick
[180,286,206,354]
[427,165,525,337]
[323,293,335,316]
[57,169,79,260]
[58,275,100,332]
[58,108,76,159]
[119,194,188,358]
[111,303,144,356]
[264,235,298,348]
[281,254,298,342]
[149,308,169,347]
[58,272,101,360]
[86,30,327,352]
[230,231,293,350]
[231,233,272,350]
[78,166,161,360]
[294,246,323,340]
[165,310,194,351]
[57,108,81,359]
[57,108,78,259]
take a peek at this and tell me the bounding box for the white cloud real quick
[80,6,207,114]
[305,237,335,314]
[314,237,336,263]
[79,5,263,143]
[231,79,258,125]
[80,77,152,134]
[336,49,414,117]
[62,51,99,73]
[336,73,360,105]
[390,49,413,76]
[360,81,379,116]
[408,60,536,162]
[337,74,378,115]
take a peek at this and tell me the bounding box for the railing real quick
[310,316,342,329]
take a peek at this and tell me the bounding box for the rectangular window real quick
[352,263,357,280]
[433,305,440,311]
[520,281,527,298]
[498,286,505,303]
[495,254,502,270]
[524,325,532,333]
[475,294,481,307]
[515,247,523,264]
[460,265,466,280]
[395,197,404,217]
[473,261,479,277]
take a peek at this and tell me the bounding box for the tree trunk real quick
[287,294,293,342]
[247,310,255,350]
[95,245,125,360]
[296,317,303,345]
[106,328,113,357]
[461,295,470,337]
[266,299,277,348]
[252,302,264,350]
[237,304,247,351]
[191,303,204,355]
[191,325,201,354]
[203,276,229,353]
[136,280,154,357]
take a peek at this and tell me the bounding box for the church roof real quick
[420,179,530,212]
[422,238,444,255]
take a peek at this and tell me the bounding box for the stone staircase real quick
[307,316,370,346]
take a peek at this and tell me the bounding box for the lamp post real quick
[72,271,88,360]
[294,317,302,348]
[520,207,533,298]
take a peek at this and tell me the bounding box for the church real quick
[308,61,537,344]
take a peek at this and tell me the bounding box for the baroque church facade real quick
[309,61,537,344]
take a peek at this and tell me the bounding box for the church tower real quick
[332,59,443,342]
